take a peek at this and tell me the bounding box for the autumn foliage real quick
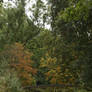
[40,53,76,85]
[1,43,37,86]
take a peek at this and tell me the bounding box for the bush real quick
[0,57,24,92]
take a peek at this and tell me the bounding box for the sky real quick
[3,0,51,29]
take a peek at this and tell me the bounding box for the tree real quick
[0,43,37,86]
[0,0,39,49]
[49,0,92,89]
[40,51,76,85]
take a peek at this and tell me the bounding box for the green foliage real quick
[0,57,24,92]
[0,0,92,91]
[0,0,39,49]
[49,0,92,90]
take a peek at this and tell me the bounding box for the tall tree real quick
[0,0,39,48]
[49,0,92,89]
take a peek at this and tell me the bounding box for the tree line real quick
[0,0,92,92]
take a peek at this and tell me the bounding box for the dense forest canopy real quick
[0,0,92,92]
